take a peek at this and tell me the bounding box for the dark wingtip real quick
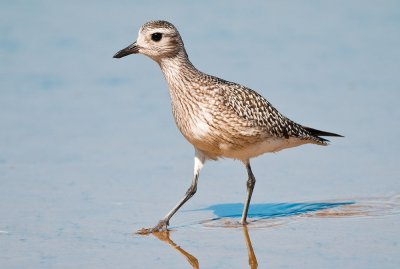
[303,126,344,138]
[325,133,344,138]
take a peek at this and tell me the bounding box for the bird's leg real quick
[137,150,205,234]
[241,161,256,224]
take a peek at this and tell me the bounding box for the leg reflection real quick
[153,231,199,269]
[242,225,258,269]
[150,227,259,269]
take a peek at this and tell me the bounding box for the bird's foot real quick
[136,220,169,235]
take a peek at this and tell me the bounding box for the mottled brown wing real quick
[222,83,325,142]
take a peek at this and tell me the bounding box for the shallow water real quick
[1,1,400,268]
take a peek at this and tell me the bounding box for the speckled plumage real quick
[114,20,342,233]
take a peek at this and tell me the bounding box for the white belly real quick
[219,138,307,161]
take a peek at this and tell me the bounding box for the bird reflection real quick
[242,225,258,269]
[151,226,258,269]
[153,231,199,269]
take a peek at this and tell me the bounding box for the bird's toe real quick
[136,220,169,235]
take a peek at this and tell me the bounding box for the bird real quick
[113,20,342,234]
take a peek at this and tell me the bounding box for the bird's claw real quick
[136,220,169,235]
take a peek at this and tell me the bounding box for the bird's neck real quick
[158,54,200,93]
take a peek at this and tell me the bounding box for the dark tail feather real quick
[303,126,344,138]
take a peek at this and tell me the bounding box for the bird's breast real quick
[172,102,214,143]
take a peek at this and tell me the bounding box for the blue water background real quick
[1,1,400,268]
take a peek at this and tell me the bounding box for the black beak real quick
[113,41,139,58]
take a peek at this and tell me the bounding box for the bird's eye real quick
[151,32,163,42]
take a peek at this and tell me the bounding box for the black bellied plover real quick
[113,20,342,234]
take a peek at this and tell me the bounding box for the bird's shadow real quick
[202,201,354,219]
[175,195,400,229]
[184,201,356,228]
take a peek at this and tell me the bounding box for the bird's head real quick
[113,20,187,62]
